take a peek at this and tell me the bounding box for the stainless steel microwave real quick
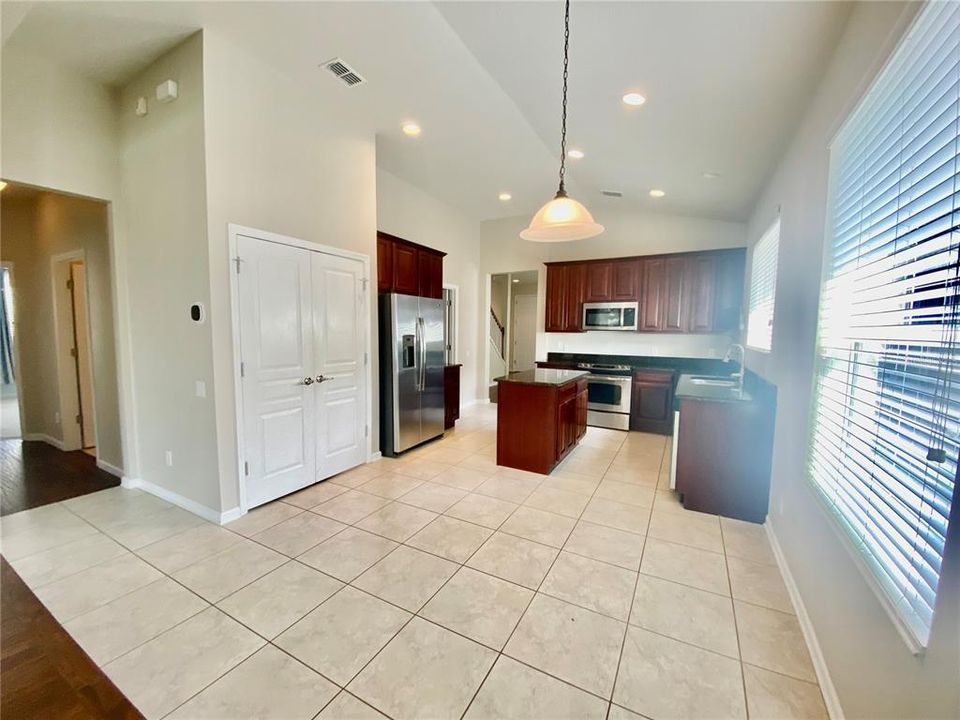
[582,301,639,331]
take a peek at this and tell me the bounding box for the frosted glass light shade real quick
[520,193,604,242]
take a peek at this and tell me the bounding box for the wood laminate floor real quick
[1,438,139,719]
[1,439,119,517]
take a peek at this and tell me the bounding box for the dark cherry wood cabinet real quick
[584,262,613,302]
[545,264,585,332]
[630,370,675,433]
[545,248,745,335]
[444,364,461,430]
[376,232,445,299]
[497,375,588,474]
[686,254,717,333]
[377,234,394,294]
[612,259,640,300]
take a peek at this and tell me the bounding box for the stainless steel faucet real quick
[724,343,746,395]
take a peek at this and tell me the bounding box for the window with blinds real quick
[810,1,959,649]
[747,219,780,351]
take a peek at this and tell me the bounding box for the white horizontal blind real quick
[810,1,960,648]
[747,219,780,351]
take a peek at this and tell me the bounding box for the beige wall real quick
[0,193,123,469]
[376,168,483,405]
[744,2,959,718]
[118,33,219,510]
[203,30,378,512]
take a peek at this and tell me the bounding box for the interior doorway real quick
[1,264,21,439]
[486,270,540,400]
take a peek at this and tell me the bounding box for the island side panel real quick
[496,381,559,475]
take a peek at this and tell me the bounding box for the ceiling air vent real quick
[322,57,366,87]
[601,190,623,198]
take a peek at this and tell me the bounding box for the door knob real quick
[315,375,328,384]
[302,377,314,385]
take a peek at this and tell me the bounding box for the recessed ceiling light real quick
[649,189,666,198]
[401,121,421,137]
[622,92,646,106]
[498,192,512,201]
[512,278,520,283]
[702,171,721,180]
[567,149,584,159]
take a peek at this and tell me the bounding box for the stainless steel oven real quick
[577,363,633,430]
[582,301,638,331]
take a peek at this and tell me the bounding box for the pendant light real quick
[521,0,603,242]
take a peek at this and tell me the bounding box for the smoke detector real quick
[322,57,366,87]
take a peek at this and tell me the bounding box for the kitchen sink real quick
[688,376,739,387]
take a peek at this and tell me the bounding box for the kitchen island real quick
[495,368,589,475]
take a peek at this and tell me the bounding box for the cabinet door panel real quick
[392,243,419,295]
[418,251,443,299]
[545,265,567,332]
[584,262,612,302]
[564,264,586,332]
[377,234,394,293]
[612,260,640,300]
[661,257,687,332]
[688,255,717,333]
[641,259,665,331]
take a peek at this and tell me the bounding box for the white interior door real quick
[312,252,366,478]
[70,262,97,448]
[511,293,538,371]
[238,235,316,508]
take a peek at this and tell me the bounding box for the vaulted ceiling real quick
[3,1,852,222]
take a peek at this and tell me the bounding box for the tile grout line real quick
[604,437,666,719]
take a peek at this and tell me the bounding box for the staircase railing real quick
[490,308,505,359]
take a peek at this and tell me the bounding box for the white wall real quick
[203,30,378,512]
[744,2,960,718]
[376,168,483,405]
[477,206,746,362]
[1,38,138,479]
[118,33,219,511]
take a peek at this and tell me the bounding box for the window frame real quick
[746,217,781,353]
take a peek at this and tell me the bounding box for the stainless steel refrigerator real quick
[379,293,445,456]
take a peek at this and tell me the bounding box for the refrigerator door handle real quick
[419,317,427,390]
[413,317,421,391]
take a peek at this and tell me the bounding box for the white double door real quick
[237,234,367,508]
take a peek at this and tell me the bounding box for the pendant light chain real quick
[558,0,570,197]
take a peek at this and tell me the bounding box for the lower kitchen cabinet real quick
[674,389,776,523]
[496,374,588,474]
[630,370,675,434]
[444,364,461,429]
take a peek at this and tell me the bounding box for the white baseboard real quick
[765,521,845,720]
[120,476,236,525]
[461,399,478,409]
[367,451,383,462]
[96,458,124,478]
[22,433,66,451]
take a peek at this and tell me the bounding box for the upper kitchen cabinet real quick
[546,248,745,335]
[545,263,585,332]
[376,232,445,299]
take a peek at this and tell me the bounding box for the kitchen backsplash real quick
[544,331,734,359]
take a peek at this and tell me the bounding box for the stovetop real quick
[577,362,634,376]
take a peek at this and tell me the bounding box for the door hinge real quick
[244,461,249,476]
[70,347,77,357]
[75,414,81,424]
[363,352,368,366]
[66,279,74,290]
[233,257,242,274]
[365,425,369,438]
[240,361,245,378]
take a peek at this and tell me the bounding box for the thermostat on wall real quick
[190,303,205,323]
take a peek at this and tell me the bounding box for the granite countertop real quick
[496,368,589,387]
[675,373,752,403]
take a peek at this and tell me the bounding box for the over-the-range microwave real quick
[582,301,639,331]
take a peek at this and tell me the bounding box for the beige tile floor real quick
[0,405,829,720]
